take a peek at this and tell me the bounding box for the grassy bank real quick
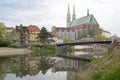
[79,44,120,80]
[31,45,57,56]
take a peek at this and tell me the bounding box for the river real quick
[0,53,87,80]
[0,45,107,80]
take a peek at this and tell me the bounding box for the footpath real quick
[0,47,32,56]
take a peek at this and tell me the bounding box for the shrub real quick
[100,65,120,80]
[90,71,103,80]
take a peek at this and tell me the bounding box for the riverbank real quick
[0,47,32,56]
[78,44,120,80]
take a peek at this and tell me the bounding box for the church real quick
[51,5,100,42]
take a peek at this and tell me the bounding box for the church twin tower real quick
[66,4,76,27]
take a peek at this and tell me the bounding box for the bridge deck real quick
[56,40,112,46]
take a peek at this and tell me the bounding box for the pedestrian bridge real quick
[56,40,112,62]
[56,40,112,47]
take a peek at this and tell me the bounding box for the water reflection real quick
[52,57,79,71]
[0,54,87,80]
[52,57,87,80]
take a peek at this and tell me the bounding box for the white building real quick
[102,30,111,38]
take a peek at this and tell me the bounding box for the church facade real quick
[51,5,100,42]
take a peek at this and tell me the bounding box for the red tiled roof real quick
[27,25,40,31]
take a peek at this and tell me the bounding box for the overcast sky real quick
[0,0,120,36]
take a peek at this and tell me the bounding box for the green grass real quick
[79,45,120,80]
[31,45,57,56]
[90,65,120,80]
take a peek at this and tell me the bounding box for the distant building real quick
[16,24,40,46]
[51,27,75,42]
[51,5,100,42]
[111,35,120,43]
[101,30,111,38]
[6,27,14,32]
[51,25,87,42]
[27,25,40,45]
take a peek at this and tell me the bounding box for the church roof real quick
[70,14,99,27]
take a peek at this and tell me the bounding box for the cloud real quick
[0,0,120,35]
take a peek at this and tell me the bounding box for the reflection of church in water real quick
[52,58,80,71]
[52,57,83,80]
[52,4,100,41]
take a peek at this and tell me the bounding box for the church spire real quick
[72,5,76,21]
[87,9,89,16]
[66,4,71,27]
[67,4,70,14]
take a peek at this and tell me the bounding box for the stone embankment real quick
[0,48,32,56]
